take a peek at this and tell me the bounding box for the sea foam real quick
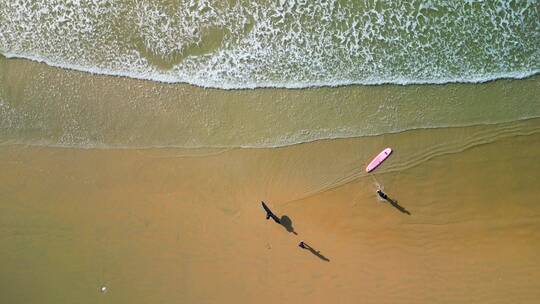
[1,0,538,89]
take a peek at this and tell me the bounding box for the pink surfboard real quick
[366,148,392,173]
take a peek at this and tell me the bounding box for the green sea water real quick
[0,0,538,88]
[0,1,539,148]
[0,56,539,148]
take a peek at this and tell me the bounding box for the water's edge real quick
[2,53,539,90]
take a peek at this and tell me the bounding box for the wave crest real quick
[1,0,539,89]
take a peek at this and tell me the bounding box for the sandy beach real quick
[2,117,540,304]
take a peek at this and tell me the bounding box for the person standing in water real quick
[261,201,281,224]
[377,189,389,200]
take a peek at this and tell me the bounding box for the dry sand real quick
[1,118,540,304]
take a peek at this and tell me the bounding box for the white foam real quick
[1,0,538,89]
[3,50,538,90]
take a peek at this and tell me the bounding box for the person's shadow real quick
[381,195,411,215]
[300,242,330,262]
[279,215,298,235]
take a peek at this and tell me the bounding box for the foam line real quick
[2,52,539,90]
[1,0,538,89]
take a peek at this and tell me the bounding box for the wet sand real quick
[2,118,540,303]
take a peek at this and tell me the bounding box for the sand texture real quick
[2,118,540,303]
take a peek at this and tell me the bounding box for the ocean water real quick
[0,0,538,89]
[0,1,539,148]
[0,56,539,149]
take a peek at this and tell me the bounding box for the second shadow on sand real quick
[279,215,298,235]
[299,242,330,262]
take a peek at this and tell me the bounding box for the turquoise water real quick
[1,0,538,89]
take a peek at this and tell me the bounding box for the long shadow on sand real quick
[384,197,411,215]
[279,215,298,235]
[300,242,330,262]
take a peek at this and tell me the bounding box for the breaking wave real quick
[1,0,539,89]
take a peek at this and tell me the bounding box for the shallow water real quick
[1,58,539,148]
